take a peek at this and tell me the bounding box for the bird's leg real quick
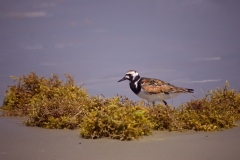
[163,100,170,107]
[147,101,150,106]
[163,100,167,105]
[152,102,155,106]
[159,96,168,107]
[163,100,170,108]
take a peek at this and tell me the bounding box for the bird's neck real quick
[129,76,141,94]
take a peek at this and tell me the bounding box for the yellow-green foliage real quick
[2,72,89,129]
[148,82,240,132]
[1,72,240,140]
[25,77,89,129]
[80,98,153,140]
[177,82,240,131]
[2,72,43,116]
[148,104,180,131]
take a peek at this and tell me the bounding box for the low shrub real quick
[177,82,240,131]
[148,104,180,131]
[80,99,153,140]
[1,72,89,129]
[1,72,240,140]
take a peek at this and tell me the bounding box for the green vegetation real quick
[2,72,89,129]
[80,100,153,140]
[1,72,240,140]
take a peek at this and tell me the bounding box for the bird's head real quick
[118,70,140,82]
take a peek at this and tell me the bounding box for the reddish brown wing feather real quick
[140,78,189,94]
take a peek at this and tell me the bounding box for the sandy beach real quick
[1,116,240,160]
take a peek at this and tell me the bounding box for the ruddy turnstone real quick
[118,70,194,106]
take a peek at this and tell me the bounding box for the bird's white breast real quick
[137,90,180,103]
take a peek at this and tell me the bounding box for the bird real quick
[118,70,194,106]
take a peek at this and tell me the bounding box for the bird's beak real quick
[118,77,127,82]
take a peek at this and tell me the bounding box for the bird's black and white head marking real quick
[118,70,140,82]
[118,70,141,95]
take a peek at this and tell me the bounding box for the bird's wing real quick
[140,78,189,94]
